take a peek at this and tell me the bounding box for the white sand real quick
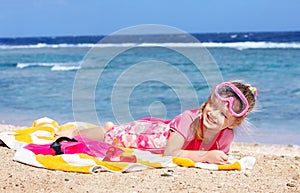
[0,124,299,193]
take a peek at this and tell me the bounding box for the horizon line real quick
[1,30,299,39]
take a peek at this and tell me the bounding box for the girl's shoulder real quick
[181,108,200,116]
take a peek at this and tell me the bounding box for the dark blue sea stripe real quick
[0,31,299,45]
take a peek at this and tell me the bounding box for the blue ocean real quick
[0,31,299,145]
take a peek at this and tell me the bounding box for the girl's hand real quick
[201,150,229,165]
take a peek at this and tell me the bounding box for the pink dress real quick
[169,108,234,154]
[104,108,234,154]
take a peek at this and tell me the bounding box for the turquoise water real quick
[0,34,300,145]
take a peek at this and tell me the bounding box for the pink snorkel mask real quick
[214,82,249,117]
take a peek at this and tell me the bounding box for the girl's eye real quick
[221,112,228,119]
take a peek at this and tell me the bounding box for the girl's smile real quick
[206,112,217,125]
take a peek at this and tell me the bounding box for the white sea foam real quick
[16,62,57,68]
[0,43,94,49]
[202,41,300,50]
[51,65,81,71]
[1,41,300,50]
[16,62,81,71]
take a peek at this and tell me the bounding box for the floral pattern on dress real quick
[104,120,171,153]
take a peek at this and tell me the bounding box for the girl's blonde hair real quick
[191,81,256,140]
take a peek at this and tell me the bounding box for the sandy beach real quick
[0,124,299,193]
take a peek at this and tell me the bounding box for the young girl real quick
[56,81,257,164]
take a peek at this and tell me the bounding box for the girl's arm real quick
[164,132,229,164]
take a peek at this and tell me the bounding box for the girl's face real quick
[202,94,238,132]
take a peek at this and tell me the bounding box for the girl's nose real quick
[210,110,225,126]
[209,110,219,118]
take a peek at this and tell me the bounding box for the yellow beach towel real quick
[0,117,256,173]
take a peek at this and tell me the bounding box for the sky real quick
[0,0,299,37]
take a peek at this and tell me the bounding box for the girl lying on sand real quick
[56,81,257,165]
